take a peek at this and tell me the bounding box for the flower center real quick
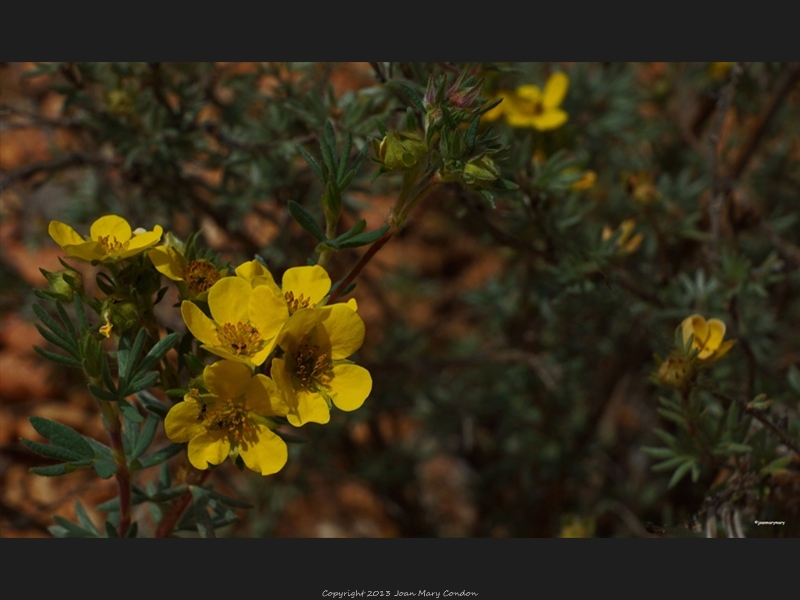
[520,98,544,116]
[184,260,221,295]
[284,290,312,314]
[292,343,332,390]
[200,399,255,444]
[217,322,265,356]
[97,235,130,256]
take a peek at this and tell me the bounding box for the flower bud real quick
[656,356,694,391]
[42,269,83,302]
[376,132,428,170]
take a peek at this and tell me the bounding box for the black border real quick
[5,538,799,596]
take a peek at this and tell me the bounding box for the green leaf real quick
[52,515,99,538]
[641,446,676,459]
[386,80,425,113]
[22,438,86,462]
[105,521,118,537]
[118,329,147,388]
[788,365,800,395]
[137,332,180,375]
[149,484,189,503]
[760,455,792,476]
[32,304,73,349]
[33,345,82,369]
[668,459,696,488]
[92,458,118,479]
[652,455,691,472]
[335,225,390,249]
[191,486,216,538]
[88,384,119,402]
[124,371,160,396]
[119,400,145,423]
[297,145,324,183]
[29,416,93,458]
[34,323,78,357]
[74,501,100,536]
[132,414,160,460]
[337,131,352,183]
[288,200,326,242]
[657,408,688,428]
[30,463,71,477]
[138,443,182,469]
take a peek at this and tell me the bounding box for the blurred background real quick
[1,62,798,537]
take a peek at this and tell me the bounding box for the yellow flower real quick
[165,361,289,475]
[504,72,569,131]
[482,91,512,123]
[602,219,643,255]
[570,170,597,191]
[149,245,225,300]
[271,304,372,427]
[680,314,736,365]
[181,277,287,368]
[236,260,357,320]
[49,215,163,262]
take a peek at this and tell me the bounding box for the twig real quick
[0,152,115,188]
[328,230,395,303]
[729,62,800,180]
[154,470,210,538]
[709,391,800,457]
[706,63,742,261]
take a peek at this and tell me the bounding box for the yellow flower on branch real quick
[149,245,225,300]
[236,260,357,320]
[503,73,570,131]
[165,360,289,475]
[271,304,372,427]
[602,219,643,255]
[181,277,286,368]
[49,215,163,262]
[680,314,736,365]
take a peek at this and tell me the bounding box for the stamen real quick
[285,290,312,314]
[184,260,221,295]
[97,235,130,256]
[217,322,264,356]
[293,343,333,389]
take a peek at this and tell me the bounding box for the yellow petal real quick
[235,260,282,296]
[709,339,736,362]
[245,373,289,417]
[119,225,163,258]
[201,345,257,368]
[277,308,320,353]
[208,277,251,326]
[205,360,252,400]
[149,246,185,280]
[505,112,539,128]
[346,298,358,312]
[705,319,727,351]
[531,108,568,131]
[187,431,230,469]
[681,314,707,352]
[291,388,331,426]
[165,400,205,443]
[282,265,331,310]
[316,304,365,359]
[515,85,542,103]
[248,285,289,353]
[90,215,132,243]
[61,241,106,261]
[542,72,569,110]
[239,425,288,475]
[181,301,221,347]
[48,221,85,247]
[329,364,372,412]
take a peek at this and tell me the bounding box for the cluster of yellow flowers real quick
[483,72,570,131]
[49,215,372,476]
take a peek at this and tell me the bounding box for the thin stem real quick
[97,400,132,537]
[155,469,211,538]
[328,231,395,303]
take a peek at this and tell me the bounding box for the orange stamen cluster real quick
[97,235,129,256]
[200,400,255,444]
[285,290,312,314]
[217,322,264,355]
[184,260,221,295]
[293,344,332,389]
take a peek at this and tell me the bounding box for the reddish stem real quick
[328,231,395,303]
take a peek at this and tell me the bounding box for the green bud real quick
[747,394,773,411]
[105,89,136,116]
[43,269,83,302]
[462,156,500,188]
[377,132,428,170]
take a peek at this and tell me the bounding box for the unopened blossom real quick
[681,314,736,365]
